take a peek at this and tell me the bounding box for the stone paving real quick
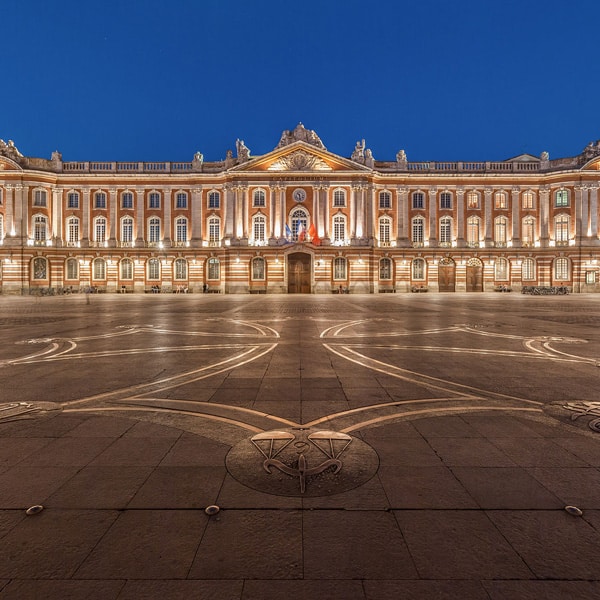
[0,293,600,599]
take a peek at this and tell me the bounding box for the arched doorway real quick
[287,252,311,293]
[466,257,483,292]
[438,257,456,292]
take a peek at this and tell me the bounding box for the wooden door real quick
[287,252,311,294]
[466,264,483,292]
[438,260,456,292]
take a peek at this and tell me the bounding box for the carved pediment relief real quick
[267,150,332,172]
[0,157,21,171]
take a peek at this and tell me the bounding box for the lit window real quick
[522,216,535,246]
[120,259,133,280]
[208,217,220,243]
[174,258,187,280]
[253,214,266,244]
[554,257,569,280]
[379,217,391,244]
[412,216,424,244]
[494,191,507,209]
[555,189,569,207]
[94,217,106,243]
[554,215,569,243]
[522,258,535,280]
[333,215,346,243]
[291,208,308,241]
[175,217,188,243]
[121,217,133,243]
[467,216,480,246]
[207,257,220,280]
[148,218,161,243]
[495,257,509,280]
[252,257,265,280]
[67,217,79,244]
[93,258,106,280]
[333,189,346,207]
[333,257,347,280]
[33,257,47,279]
[175,192,187,209]
[147,258,160,280]
[494,217,507,246]
[379,257,392,280]
[439,216,452,244]
[34,215,47,241]
[522,191,535,209]
[208,191,220,209]
[412,258,425,280]
[467,192,479,209]
[66,258,78,280]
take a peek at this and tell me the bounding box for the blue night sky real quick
[1,0,599,163]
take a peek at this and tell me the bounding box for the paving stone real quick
[364,580,490,599]
[365,436,442,466]
[0,511,24,539]
[0,509,119,579]
[462,414,544,437]
[428,437,517,467]
[394,510,532,579]
[0,438,52,468]
[303,511,417,579]
[18,436,116,467]
[242,580,366,600]
[64,416,136,437]
[216,474,302,509]
[188,510,302,579]
[89,436,177,466]
[75,510,205,579]
[0,579,125,600]
[483,580,600,600]
[553,436,600,465]
[412,416,483,438]
[489,437,588,467]
[526,467,600,508]
[122,420,184,438]
[487,510,600,579]
[159,432,231,467]
[117,580,242,600]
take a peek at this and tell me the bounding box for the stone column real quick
[582,185,590,238]
[397,186,409,246]
[428,187,437,246]
[224,184,234,240]
[108,189,117,246]
[135,189,145,245]
[4,184,14,237]
[14,185,26,239]
[355,184,365,239]
[366,184,375,242]
[351,184,359,239]
[312,184,319,236]
[270,184,278,239]
[280,186,287,238]
[484,187,493,246]
[456,186,465,246]
[511,186,520,245]
[81,188,90,244]
[241,184,249,241]
[163,188,171,245]
[590,184,599,240]
[191,187,202,244]
[319,183,329,241]
[539,186,550,246]
[52,187,63,241]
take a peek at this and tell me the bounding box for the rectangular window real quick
[208,192,220,209]
[522,192,534,209]
[379,192,391,209]
[412,193,424,209]
[467,192,479,209]
[440,192,452,209]
[555,190,569,207]
[149,192,160,209]
[34,190,47,207]
[67,192,79,208]
[176,193,187,209]
[494,192,507,209]
[122,192,133,209]
[333,257,347,280]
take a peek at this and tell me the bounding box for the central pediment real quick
[229,141,372,173]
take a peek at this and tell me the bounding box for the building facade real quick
[1,124,600,295]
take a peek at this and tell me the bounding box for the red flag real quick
[308,223,317,239]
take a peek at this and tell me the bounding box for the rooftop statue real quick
[236,139,250,161]
[276,123,326,150]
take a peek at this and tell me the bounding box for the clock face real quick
[293,188,306,202]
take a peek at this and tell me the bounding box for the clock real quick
[293,188,306,202]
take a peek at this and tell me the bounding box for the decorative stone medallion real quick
[226,428,379,497]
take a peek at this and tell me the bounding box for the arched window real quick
[148,218,161,243]
[412,192,424,209]
[175,191,187,209]
[332,214,346,244]
[290,207,308,241]
[0,214,3,241]
[252,214,266,244]
[494,216,508,246]
[495,257,509,280]
[121,192,133,209]
[207,257,220,280]
[33,215,48,242]
[411,216,424,245]
[174,258,187,280]
[33,189,47,207]
[67,191,79,209]
[93,258,106,280]
[208,216,220,244]
[379,257,392,280]
[494,191,507,209]
[67,217,79,245]
[412,258,426,280]
[554,257,569,280]
[94,191,106,209]
[208,191,220,209]
[94,217,107,243]
[333,189,346,207]
[253,189,266,207]
[333,257,347,280]
[379,216,391,245]
[440,192,452,209]
[32,257,47,280]
[522,216,535,246]
[148,192,161,209]
[555,189,569,207]
[251,257,265,280]
[467,216,480,246]
[522,258,536,280]
[554,215,569,244]
[174,217,188,244]
[439,216,452,245]
[121,217,134,243]
[522,191,535,209]
[147,258,160,280]
[379,191,391,209]
[66,258,78,280]
[467,191,480,209]
[120,258,133,280]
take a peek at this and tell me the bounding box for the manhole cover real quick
[226,428,379,497]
